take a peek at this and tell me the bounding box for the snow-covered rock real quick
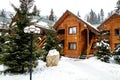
[46,49,60,67]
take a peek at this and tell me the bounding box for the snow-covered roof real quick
[36,21,50,29]
[79,17,100,31]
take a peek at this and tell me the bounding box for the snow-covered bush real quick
[113,44,120,64]
[95,39,111,63]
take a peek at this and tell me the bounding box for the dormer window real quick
[69,27,76,34]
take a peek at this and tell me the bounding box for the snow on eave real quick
[77,15,100,35]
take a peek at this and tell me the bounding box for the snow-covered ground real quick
[0,57,120,80]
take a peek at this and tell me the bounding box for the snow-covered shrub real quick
[113,44,120,64]
[95,39,111,63]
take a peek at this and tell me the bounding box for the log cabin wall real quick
[98,13,120,52]
[57,13,82,57]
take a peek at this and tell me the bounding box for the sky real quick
[0,0,118,18]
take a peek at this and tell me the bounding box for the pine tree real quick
[42,30,61,61]
[95,40,111,63]
[87,9,98,25]
[77,11,81,17]
[0,9,8,29]
[0,9,6,18]
[113,44,120,64]
[2,0,40,73]
[116,0,120,14]
[107,11,114,18]
[0,32,7,64]
[97,13,101,24]
[100,9,104,23]
[49,9,54,21]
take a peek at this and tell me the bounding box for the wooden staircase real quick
[38,38,46,48]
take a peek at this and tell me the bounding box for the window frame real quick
[115,28,120,36]
[69,26,77,34]
[68,42,77,50]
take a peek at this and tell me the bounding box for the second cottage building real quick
[98,13,120,53]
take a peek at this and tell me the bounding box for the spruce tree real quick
[107,11,114,18]
[86,9,98,25]
[42,30,61,61]
[77,11,81,17]
[116,0,120,14]
[95,40,111,63]
[0,32,7,64]
[0,9,6,18]
[0,9,8,29]
[113,44,120,64]
[100,9,104,23]
[49,9,54,21]
[97,13,101,24]
[2,0,40,73]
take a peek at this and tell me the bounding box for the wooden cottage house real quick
[98,13,120,52]
[54,10,99,58]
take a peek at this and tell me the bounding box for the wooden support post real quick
[86,29,89,58]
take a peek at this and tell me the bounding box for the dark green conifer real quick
[2,0,40,73]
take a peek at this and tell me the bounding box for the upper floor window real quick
[69,27,76,34]
[115,29,120,36]
[69,42,76,50]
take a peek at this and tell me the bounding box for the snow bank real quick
[0,57,120,80]
[0,65,5,71]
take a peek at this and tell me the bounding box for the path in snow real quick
[70,59,118,80]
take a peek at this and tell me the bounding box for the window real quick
[57,29,65,34]
[115,29,120,36]
[69,42,76,50]
[101,30,110,36]
[69,27,76,34]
